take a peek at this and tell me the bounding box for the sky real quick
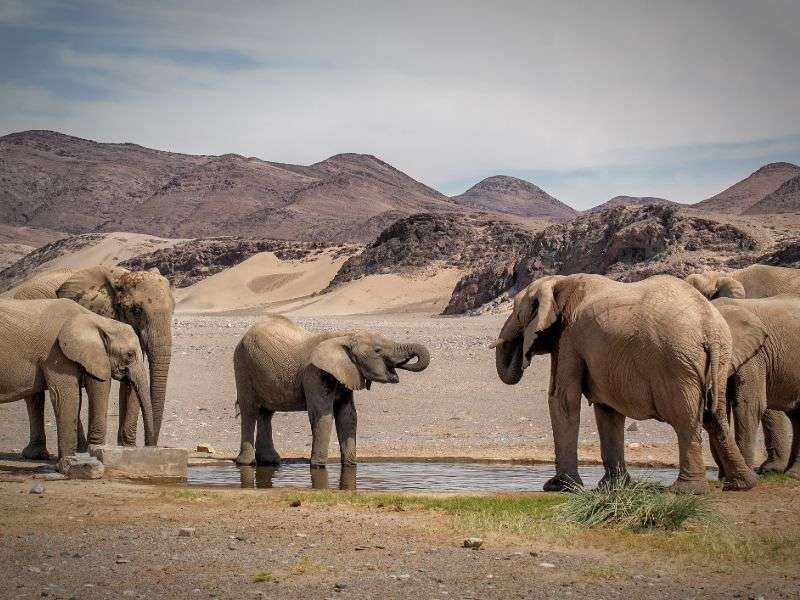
[1,0,799,210]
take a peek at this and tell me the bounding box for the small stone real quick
[538,562,556,568]
[628,442,642,450]
[195,444,215,454]
[296,533,307,538]
[29,483,45,494]
[28,566,42,573]
[116,558,130,564]
[62,455,104,480]
[334,582,348,591]
[179,528,196,537]
[626,421,639,432]
[463,537,483,549]
[289,500,301,507]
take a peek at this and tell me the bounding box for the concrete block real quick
[90,446,188,481]
[62,454,104,480]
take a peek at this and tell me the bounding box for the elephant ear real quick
[521,276,563,367]
[57,313,111,381]
[715,276,746,299]
[309,338,366,391]
[713,299,768,374]
[56,266,123,319]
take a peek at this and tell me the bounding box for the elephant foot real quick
[21,443,51,461]
[255,453,281,466]
[758,459,788,475]
[598,469,630,488]
[235,447,256,466]
[543,473,582,492]
[669,477,708,495]
[722,470,758,491]
[783,467,800,480]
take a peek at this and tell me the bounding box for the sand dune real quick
[175,249,462,316]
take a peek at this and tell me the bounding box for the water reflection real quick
[239,464,357,490]
[192,460,691,492]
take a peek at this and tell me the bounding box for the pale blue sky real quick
[1,1,799,209]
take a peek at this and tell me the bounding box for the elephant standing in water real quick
[14,266,174,455]
[713,296,800,477]
[686,263,800,473]
[0,299,153,472]
[234,315,430,468]
[493,274,757,493]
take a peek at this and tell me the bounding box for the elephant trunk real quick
[128,362,155,446]
[144,325,172,446]
[495,337,524,385]
[395,343,430,372]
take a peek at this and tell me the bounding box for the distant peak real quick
[752,162,800,175]
[467,175,546,193]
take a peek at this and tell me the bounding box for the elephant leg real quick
[84,377,111,447]
[235,400,257,466]
[593,403,628,487]
[117,381,139,446]
[334,392,357,467]
[255,407,281,465]
[76,388,88,453]
[48,381,80,471]
[22,392,51,460]
[730,370,765,470]
[760,409,791,474]
[671,425,709,494]
[783,409,800,478]
[703,403,758,491]
[308,403,334,468]
[544,351,584,491]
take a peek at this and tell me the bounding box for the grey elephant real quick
[713,296,800,477]
[14,266,174,454]
[493,274,757,493]
[686,263,800,473]
[0,299,153,471]
[233,315,430,468]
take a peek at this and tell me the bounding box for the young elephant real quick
[686,263,800,473]
[712,296,800,477]
[493,274,757,494]
[0,299,154,472]
[234,315,430,467]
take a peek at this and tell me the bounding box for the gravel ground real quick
[0,313,747,468]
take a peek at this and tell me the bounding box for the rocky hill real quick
[693,162,800,214]
[121,237,360,288]
[444,204,774,313]
[0,130,467,243]
[587,195,676,213]
[450,176,576,221]
[744,175,800,215]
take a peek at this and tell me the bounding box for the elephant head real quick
[711,298,769,376]
[58,313,155,445]
[308,333,430,390]
[493,275,566,385]
[56,266,174,443]
[685,272,746,300]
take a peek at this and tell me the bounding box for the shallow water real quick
[188,461,692,492]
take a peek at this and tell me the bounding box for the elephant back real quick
[13,269,74,300]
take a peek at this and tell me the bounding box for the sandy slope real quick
[40,232,181,271]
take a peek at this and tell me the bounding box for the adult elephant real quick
[14,266,174,454]
[493,274,758,493]
[0,299,153,472]
[234,315,430,468]
[712,296,800,477]
[686,263,800,473]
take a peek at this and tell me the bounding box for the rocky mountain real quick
[444,204,774,313]
[0,130,466,243]
[450,176,576,221]
[693,162,800,214]
[744,175,800,215]
[587,195,676,213]
[121,237,360,288]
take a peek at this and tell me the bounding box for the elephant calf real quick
[0,299,153,472]
[713,296,800,477]
[234,315,430,467]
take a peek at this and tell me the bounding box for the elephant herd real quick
[1,262,799,494]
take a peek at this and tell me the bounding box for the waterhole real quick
[188,461,688,492]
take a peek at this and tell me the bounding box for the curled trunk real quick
[395,343,430,372]
[495,337,524,385]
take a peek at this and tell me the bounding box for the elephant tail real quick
[703,342,722,417]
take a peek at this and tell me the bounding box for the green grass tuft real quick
[555,479,716,531]
[758,472,800,486]
[252,571,273,583]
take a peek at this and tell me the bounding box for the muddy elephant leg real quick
[703,404,758,491]
[729,369,765,470]
[255,407,280,465]
[22,392,50,460]
[783,409,800,478]
[84,377,111,447]
[760,410,791,474]
[117,381,139,446]
[544,351,584,491]
[48,381,80,472]
[308,403,334,468]
[334,392,357,467]
[594,403,629,486]
[672,425,709,494]
[235,399,257,466]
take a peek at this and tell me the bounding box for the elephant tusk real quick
[489,339,504,349]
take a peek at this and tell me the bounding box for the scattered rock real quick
[538,562,556,568]
[178,528,196,537]
[116,558,130,564]
[62,455,104,480]
[334,582,348,591]
[628,442,642,450]
[29,483,45,494]
[289,499,301,507]
[195,444,215,454]
[626,422,639,432]
[463,537,483,549]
